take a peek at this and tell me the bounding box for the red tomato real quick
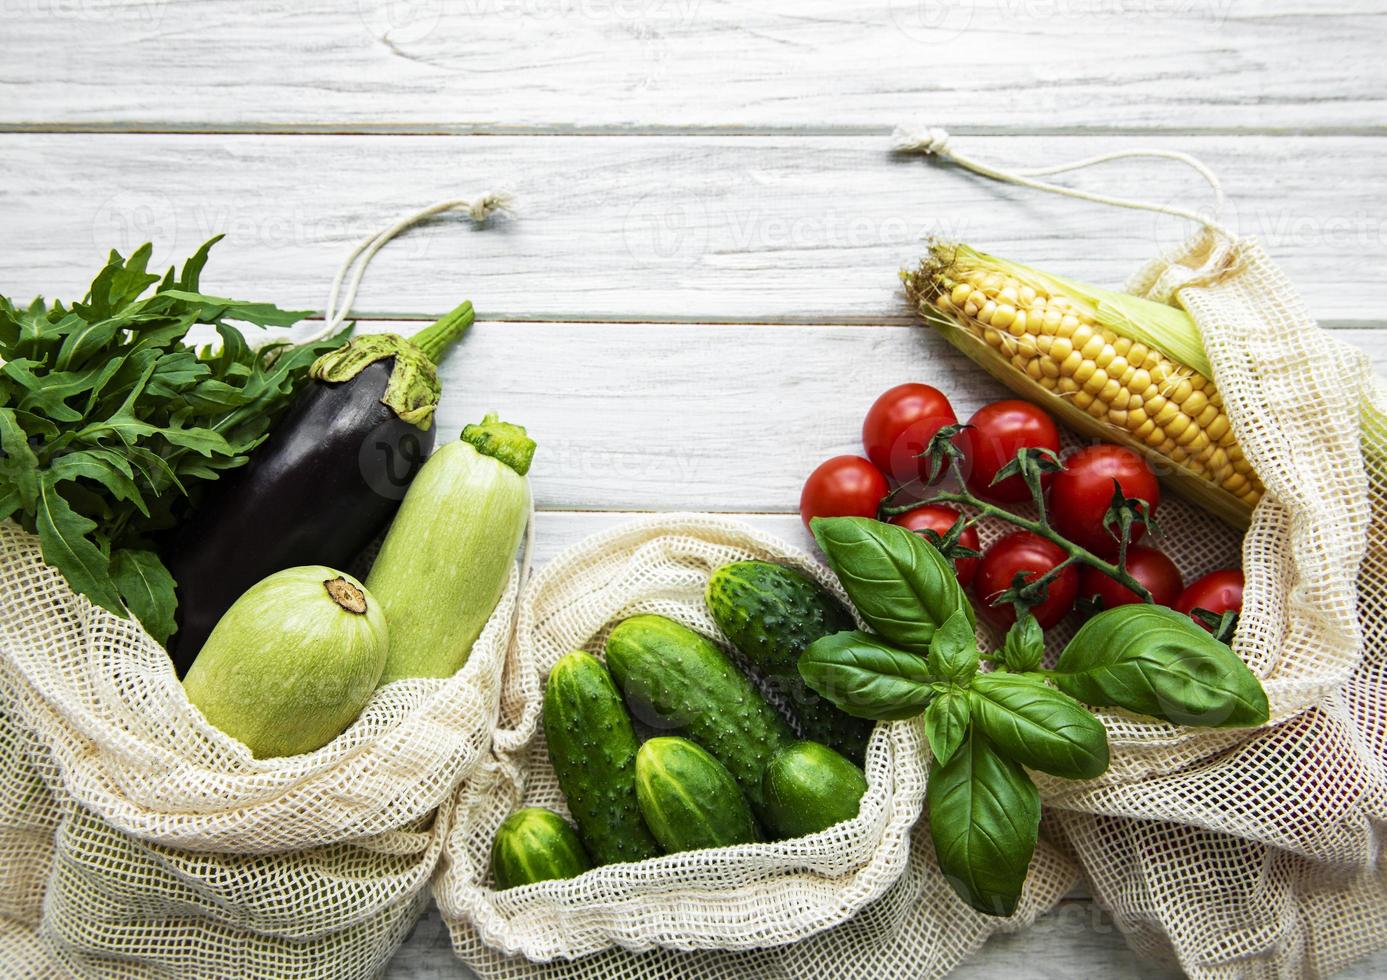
[888,504,980,587]
[972,532,1078,629]
[800,456,889,527]
[1078,546,1184,609]
[1175,569,1245,631]
[862,383,958,485]
[1049,445,1160,558]
[958,400,1061,503]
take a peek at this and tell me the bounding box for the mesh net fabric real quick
[434,514,1071,978]
[0,521,520,978]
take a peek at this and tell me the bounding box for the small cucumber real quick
[543,651,662,865]
[706,560,875,763]
[761,740,868,840]
[490,808,592,889]
[605,614,794,816]
[635,737,759,853]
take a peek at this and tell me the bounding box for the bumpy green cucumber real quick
[490,808,592,889]
[542,651,662,865]
[604,614,793,816]
[706,560,875,763]
[635,737,759,853]
[761,740,868,840]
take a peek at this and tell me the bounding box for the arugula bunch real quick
[799,516,1269,917]
[0,238,342,645]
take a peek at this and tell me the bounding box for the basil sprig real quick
[800,516,1271,917]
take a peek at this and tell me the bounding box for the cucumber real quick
[490,808,592,889]
[635,737,759,853]
[761,740,869,840]
[542,651,662,865]
[604,614,793,816]
[706,560,875,763]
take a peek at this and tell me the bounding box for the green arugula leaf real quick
[969,673,1110,779]
[1054,604,1269,728]
[34,477,125,615]
[0,238,329,643]
[110,549,177,646]
[810,516,973,653]
[927,608,980,684]
[924,689,969,764]
[928,728,1040,917]
[799,630,935,721]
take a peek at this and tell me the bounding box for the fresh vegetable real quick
[973,532,1078,629]
[809,516,972,654]
[490,808,592,889]
[1055,604,1268,728]
[705,560,874,763]
[799,514,1269,916]
[928,727,1039,918]
[1049,444,1160,557]
[760,740,868,839]
[1176,568,1244,639]
[800,455,888,527]
[888,504,981,587]
[604,615,794,816]
[542,651,661,865]
[957,400,1060,502]
[861,383,957,484]
[903,242,1262,526]
[367,413,534,682]
[182,566,387,758]
[165,303,474,669]
[0,240,341,645]
[1079,545,1182,609]
[635,737,759,852]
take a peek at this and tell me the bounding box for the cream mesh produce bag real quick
[0,518,520,978]
[434,515,1087,977]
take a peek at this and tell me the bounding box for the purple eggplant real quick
[162,302,474,672]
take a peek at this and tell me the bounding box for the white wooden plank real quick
[3,134,1387,323]
[416,321,1387,512]
[4,1,1383,132]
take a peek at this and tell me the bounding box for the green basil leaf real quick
[969,673,1110,779]
[928,729,1040,917]
[927,608,980,683]
[110,548,177,645]
[1054,604,1269,728]
[799,630,934,721]
[811,516,972,653]
[924,689,969,764]
[34,477,125,616]
[1000,612,1044,673]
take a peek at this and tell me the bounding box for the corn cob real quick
[903,243,1262,528]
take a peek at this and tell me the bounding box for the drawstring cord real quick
[890,126,1236,242]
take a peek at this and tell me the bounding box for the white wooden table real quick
[4,2,1385,976]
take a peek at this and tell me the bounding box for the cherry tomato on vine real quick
[1175,569,1244,630]
[1049,444,1160,558]
[1078,545,1183,610]
[888,504,980,587]
[972,531,1078,630]
[800,456,889,527]
[958,400,1061,503]
[861,383,958,485]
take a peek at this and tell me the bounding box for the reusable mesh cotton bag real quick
[0,518,520,978]
[433,514,997,974]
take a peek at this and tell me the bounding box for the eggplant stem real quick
[412,300,475,364]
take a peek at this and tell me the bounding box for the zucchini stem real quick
[461,413,537,476]
[412,300,475,364]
